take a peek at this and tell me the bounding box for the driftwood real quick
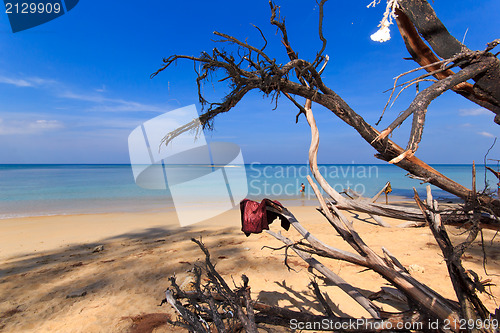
[344,184,391,228]
[265,200,462,331]
[162,102,497,332]
[163,190,493,332]
[414,187,491,331]
[260,100,460,331]
[304,97,499,230]
[156,1,500,332]
[486,167,500,181]
[395,1,500,122]
[163,239,429,332]
[152,0,500,219]
[268,117,495,330]
[163,238,259,333]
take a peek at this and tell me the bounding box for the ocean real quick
[0,164,498,219]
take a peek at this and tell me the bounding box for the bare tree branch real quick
[374,60,493,163]
[395,3,500,121]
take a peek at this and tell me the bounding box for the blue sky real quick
[0,0,498,164]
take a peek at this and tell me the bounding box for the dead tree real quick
[151,0,500,223]
[264,100,494,332]
[164,239,428,332]
[163,122,498,331]
[164,182,497,332]
[155,1,500,332]
[393,2,500,124]
[164,238,259,333]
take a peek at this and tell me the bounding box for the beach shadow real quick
[0,224,266,332]
[346,210,379,226]
[452,229,500,272]
[256,279,367,317]
[0,226,189,277]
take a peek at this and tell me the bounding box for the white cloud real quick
[0,118,63,135]
[0,77,32,87]
[0,75,56,88]
[478,131,496,138]
[60,90,168,113]
[0,74,169,113]
[72,117,146,130]
[30,120,64,130]
[91,102,167,113]
[59,91,106,103]
[459,108,491,116]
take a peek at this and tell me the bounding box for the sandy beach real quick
[1,205,499,332]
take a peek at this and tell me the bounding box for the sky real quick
[0,0,498,164]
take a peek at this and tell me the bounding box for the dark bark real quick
[486,166,500,180]
[165,240,430,332]
[377,61,492,154]
[414,188,492,332]
[151,1,500,220]
[397,0,500,117]
[278,78,487,205]
[395,8,500,118]
[155,2,500,332]
[180,289,427,332]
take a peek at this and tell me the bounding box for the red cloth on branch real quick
[240,199,290,236]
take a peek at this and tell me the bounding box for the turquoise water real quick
[0,164,497,219]
[245,163,498,202]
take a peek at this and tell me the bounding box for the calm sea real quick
[0,164,497,219]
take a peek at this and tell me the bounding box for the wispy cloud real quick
[477,131,496,138]
[71,117,146,130]
[0,75,56,88]
[59,91,107,103]
[32,120,63,129]
[0,77,32,87]
[90,102,167,113]
[0,118,63,135]
[459,108,491,116]
[0,74,171,113]
[60,90,168,113]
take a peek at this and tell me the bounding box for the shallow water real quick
[0,163,497,219]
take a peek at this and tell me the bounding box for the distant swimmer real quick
[300,183,305,193]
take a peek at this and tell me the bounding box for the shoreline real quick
[0,193,461,221]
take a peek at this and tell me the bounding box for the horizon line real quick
[0,163,493,166]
